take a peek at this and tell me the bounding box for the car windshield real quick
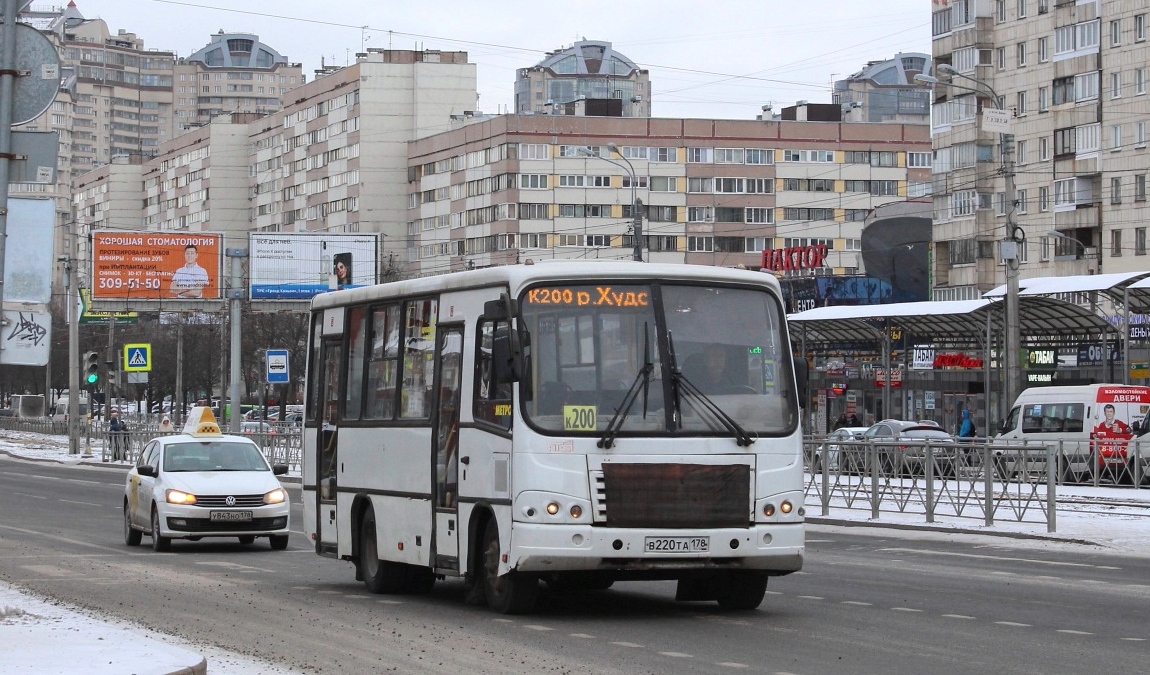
[163,441,270,472]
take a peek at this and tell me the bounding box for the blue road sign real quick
[266,349,290,384]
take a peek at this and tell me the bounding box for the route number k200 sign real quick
[91,232,222,300]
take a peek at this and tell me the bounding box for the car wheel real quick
[359,509,405,593]
[123,503,141,546]
[238,535,256,545]
[715,571,768,610]
[150,508,171,552]
[481,518,538,614]
[269,535,289,550]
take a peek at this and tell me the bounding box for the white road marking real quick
[995,621,1031,627]
[194,561,276,573]
[942,614,975,620]
[891,607,923,612]
[376,599,402,605]
[569,633,595,639]
[524,625,554,631]
[611,641,643,648]
[879,547,1117,570]
[58,500,100,507]
[841,601,872,606]
[716,663,749,668]
[658,652,692,658]
[797,595,824,600]
[1056,630,1093,635]
[1120,637,1146,641]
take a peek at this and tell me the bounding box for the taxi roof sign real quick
[183,406,222,437]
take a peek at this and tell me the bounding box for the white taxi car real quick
[124,407,291,551]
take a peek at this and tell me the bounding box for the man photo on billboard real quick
[170,244,208,298]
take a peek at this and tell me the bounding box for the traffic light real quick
[84,351,100,385]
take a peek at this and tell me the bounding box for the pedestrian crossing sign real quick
[123,343,151,372]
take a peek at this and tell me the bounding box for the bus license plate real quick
[644,536,709,553]
[210,511,252,522]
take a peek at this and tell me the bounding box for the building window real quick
[650,176,677,192]
[1039,186,1049,211]
[745,207,772,224]
[1111,176,1122,204]
[714,148,744,164]
[1038,36,1048,62]
[519,174,548,189]
[907,151,932,167]
[1017,42,1027,67]
[1111,72,1122,99]
[1017,188,1028,214]
[1137,228,1147,256]
[996,0,1006,22]
[1138,174,1148,201]
[687,206,713,222]
[686,147,713,163]
[1112,229,1123,257]
[1137,68,1146,95]
[1018,0,1027,18]
[1111,19,1122,47]
[1040,136,1050,160]
[745,148,772,164]
[1138,14,1147,41]
[1016,90,1027,114]
[1075,71,1100,101]
[1017,139,1028,164]
[1111,124,1122,150]
[687,236,713,253]
[1052,76,1074,105]
[996,47,1006,70]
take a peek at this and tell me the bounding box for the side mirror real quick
[792,356,809,409]
[491,327,518,384]
[272,464,289,476]
[137,465,155,477]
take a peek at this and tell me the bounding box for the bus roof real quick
[310,261,781,310]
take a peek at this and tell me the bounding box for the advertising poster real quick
[1,309,51,366]
[92,232,222,300]
[249,233,378,300]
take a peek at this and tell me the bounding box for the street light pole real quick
[917,67,1022,416]
[580,144,643,261]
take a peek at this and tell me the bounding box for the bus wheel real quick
[360,509,406,594]
[715,571,768,610]
[481,519,538,614]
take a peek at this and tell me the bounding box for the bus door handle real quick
[460,456,470,464]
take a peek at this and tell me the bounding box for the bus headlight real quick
[546,502,560,515]
[569,504,583,519]
[780,501,793,514]
[763,503,775,517]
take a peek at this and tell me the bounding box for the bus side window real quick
[475,320,513,430]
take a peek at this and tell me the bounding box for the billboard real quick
[92,232,222,300]
[1,309,50,366]
[249,233,379,300]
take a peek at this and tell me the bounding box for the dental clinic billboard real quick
[248,233,379,300]
[91,231,222,300]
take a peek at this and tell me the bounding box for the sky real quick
[77,0,930,120]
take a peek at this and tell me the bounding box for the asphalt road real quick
[1,455,1147,675]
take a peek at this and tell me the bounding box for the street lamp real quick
[916,68,1023,417]
[578,144,643,261]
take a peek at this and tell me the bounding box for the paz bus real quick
[301,261,807,613]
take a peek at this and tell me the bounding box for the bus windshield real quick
[520,281,797,437]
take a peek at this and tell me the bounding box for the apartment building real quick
[929,0,1150,301]
[514,40,650,117]
[404,113,930,277]
[833,52,934,124]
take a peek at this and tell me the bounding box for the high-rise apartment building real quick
[833,53,934,124]
[514,40,650,117]
[929,0,1150,301]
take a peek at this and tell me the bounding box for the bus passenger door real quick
[433,325,464,570]
[316,339,343,556]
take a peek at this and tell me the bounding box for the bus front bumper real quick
[508,522,804,575]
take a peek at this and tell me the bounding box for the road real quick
[1,455,1147,674]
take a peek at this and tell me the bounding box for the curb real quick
[163,658,208,675]
[806,516,1100,546]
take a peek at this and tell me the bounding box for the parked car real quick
[862,420,959,477]
[814,426,869,473]
[241,421,275,435]
[123,406,290,551]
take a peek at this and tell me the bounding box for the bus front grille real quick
[594,463,751,529]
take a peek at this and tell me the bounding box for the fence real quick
[0,417,302,471]
[804,437,1059,532]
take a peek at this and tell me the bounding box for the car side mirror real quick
[137,465,155,477]
[272,464,289,476]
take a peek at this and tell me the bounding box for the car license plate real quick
[210,510,252,522]
[644,536,709,553]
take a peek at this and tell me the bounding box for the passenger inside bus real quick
[683,345,745,395]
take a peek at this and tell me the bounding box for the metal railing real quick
[0,417,302,471]
[804,437,1059,532]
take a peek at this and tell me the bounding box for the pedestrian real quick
[957,408,976,441]
[848,413,861,427]
[108,412,129,461]
[158,416,175,433]
[833,412,848,430]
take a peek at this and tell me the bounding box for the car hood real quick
[162,471,282,496]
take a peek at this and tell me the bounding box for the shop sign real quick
[933,353,984,369]
[873,366,903,388]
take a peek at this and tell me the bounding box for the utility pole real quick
[631,197,644,262]
[1002,132,1023,415]
[66,222,79,454]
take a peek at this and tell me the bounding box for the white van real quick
[998,384,1150,480]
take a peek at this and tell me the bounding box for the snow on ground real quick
[1,429,1149,673]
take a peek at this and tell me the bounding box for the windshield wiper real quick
[598,325,653,449]
[667,333,754,446]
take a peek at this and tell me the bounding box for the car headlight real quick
[264,488,287,505]
[166,489,197,505]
